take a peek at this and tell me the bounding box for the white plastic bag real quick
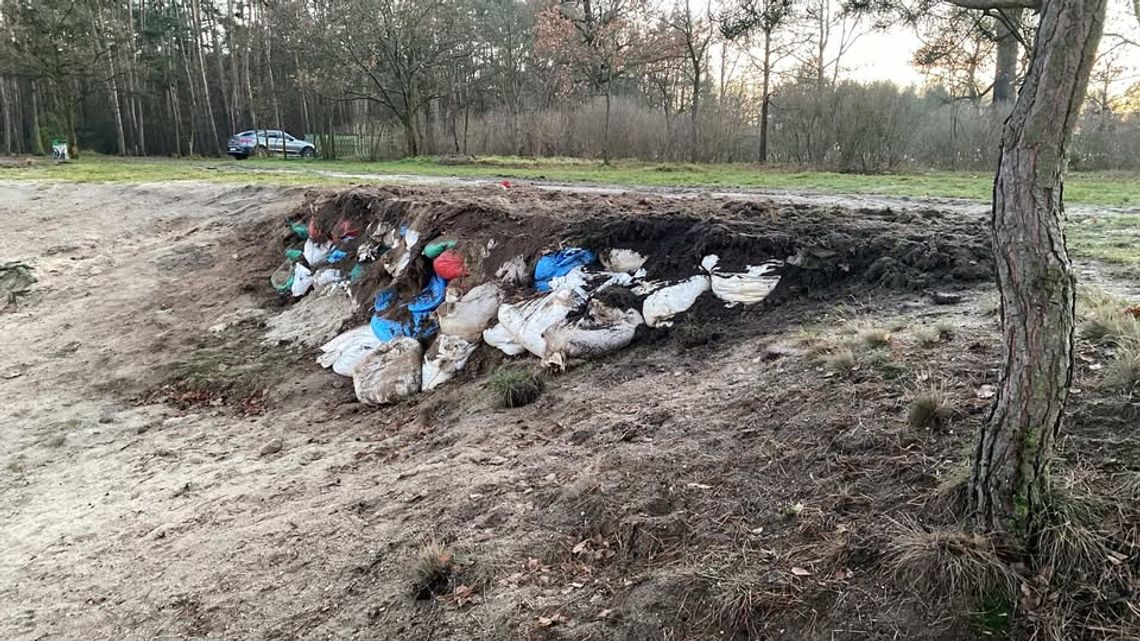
[421,334,478,391]
[497,289,583,357]
[317,325,381,376]
[313,268,343,289]
[381,229,422,279]
[495,255,529,285]
[642,275,710,327]
[544,301,643,369]
[483,323,526,356]
[352,338,422,405]
[303,239,332,266]
[290,263,313,297]
[437,283,503,342]
[702,254,783,305]
[601,249,648,274]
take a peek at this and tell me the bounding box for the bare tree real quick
[720,0,793,163]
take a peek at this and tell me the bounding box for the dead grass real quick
[884,519,1016,601]
[1102,344,1140,392]
[824,347,856,373]
[908,383,950,429]
[934,320,957,341]
[912,326,941,347]
[411,540,458,600]
[858,327,892,349]
[1079,290,1140,346]
[489,367,544,408]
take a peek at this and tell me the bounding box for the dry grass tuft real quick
[1103,344,1140,392]
[411,541,457,599]
[490,367,544,408]
[1079,290,1140,346]
[884,519,1016,600]
[934,320,957,341]
[908,383,950,429]
[858,327,891,349]
[912,326,941,347]
[824,348,856,373]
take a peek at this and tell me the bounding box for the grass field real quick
[3,155,1139,207]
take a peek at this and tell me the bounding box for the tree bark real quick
[0,77,12,155]
[993,9,1023,105]
[971,0,1106,542]
[759,28,772,164]
[190,0,222,155]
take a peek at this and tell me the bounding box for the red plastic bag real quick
[433,250,468,280]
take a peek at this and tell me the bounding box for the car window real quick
[284,134,295,142]
[238,131,253,137]
[266,131,280,138]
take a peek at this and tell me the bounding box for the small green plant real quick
[490,367,544,408]
[824,347,856,373]
[908,383,950,429]
[412,541,458,599]
[858,327,891,349]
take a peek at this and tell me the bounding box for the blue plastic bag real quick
[369,276,446,342]
[534,248,596,292]
[374,288,397,313]
[327,248,348,264]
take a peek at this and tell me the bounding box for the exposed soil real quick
[0,180,1136,641]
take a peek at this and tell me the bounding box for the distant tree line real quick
[0,0,1136,171]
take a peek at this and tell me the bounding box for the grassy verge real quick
[3,155,1139,207]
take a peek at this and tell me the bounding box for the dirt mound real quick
[278,186,991,325]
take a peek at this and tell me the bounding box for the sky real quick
[792,2,1140,94]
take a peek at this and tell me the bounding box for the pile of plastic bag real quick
[284,217,784,405]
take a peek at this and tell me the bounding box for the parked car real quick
[227,129,316,159]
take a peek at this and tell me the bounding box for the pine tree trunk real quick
[993,9,1023,105]
[971,0,1107,542]
[759,29,771,164]
[30,80,44,156]
[190,0,222,155]
[1,77,12,155]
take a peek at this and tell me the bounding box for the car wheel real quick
[301,147,316,158]
[253,145,268,159]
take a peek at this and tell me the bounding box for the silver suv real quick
[227,130,316,159]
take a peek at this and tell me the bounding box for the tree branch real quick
[945,0,1038,9]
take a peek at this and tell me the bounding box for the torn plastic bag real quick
[497,288,583,357]
[437,282,503,342]
[318,325,381,376]
[495,255,529,285]
[544,300,643,369]
[484,323,526,355]
[326,248,348,264]
[374,288,396,312]
[303,239,332,266]
[289,222,309,240]
[313,268,343,288]
[285,248,304,263]
[642,275,710,327]
[600,249,647,274]
[702,254,784,305]
[421,334,478,391]
[270,260,295,292]
[352,337,422,405]
[370,275,447,342]
[290,264,314,297]
[381,229,422,279]
[534,248,596,292]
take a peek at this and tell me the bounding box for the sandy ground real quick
[0,180,1134,641]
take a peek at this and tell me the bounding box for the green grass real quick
[1068,214,1140,274]
[3,155,1139,207]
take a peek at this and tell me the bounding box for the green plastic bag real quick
[423,240,457,259]
[289,222,309,240]
[285,248,304,262]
